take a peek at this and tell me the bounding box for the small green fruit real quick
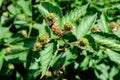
[3,12,9,18]
[34,42,42,51]
[64,22,73,31]
[21,30,27,38]
[38,34,49,44]
[109,22,119,31]
[8,64,15,70]
[36,42,41,47]
[47,13,56,20]
[45,71,52,78]
[47,13,56,25]
[91,25,100,32]
[5,47,11,53]
[79,38,89,49]
[38,34,46,41]
[53,70,63,77]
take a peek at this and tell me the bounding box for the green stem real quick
[28,24,32,38]
[4,43,12,47]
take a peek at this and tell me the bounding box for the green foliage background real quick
[0,0,120,80]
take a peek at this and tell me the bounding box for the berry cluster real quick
[47,13,74,36]
[34,33,49,51]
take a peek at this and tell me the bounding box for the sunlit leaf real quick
[91,32,120,51]
[98,13,111,33]
[73,13,97,40]
[63,4,88,23]
[0,49,5,70]
[39,42,57,78]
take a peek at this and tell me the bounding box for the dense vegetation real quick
[0,0,120,80]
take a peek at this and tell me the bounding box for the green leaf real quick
[39,42,57,78]
[63,4,88,23]
[0,25,12,39]
[16,72,24,80]
[8,4,20,15]
[95,50,108,64]
[73,13,97,40]
[85,35,98,51]
[105,49,120,65]
[49,41,59,67]
[98,13,111,33]
[3,16,16,27]
[29,62,39,70]
[13,37,36,48]
[64,50,78,66]
[37,4,49,18]
[23,38,36,48]
[94,63,110,80]
[51,52,66,70]
[14,20,28,25]
[91,32,120,51]
[113,29,120,38]
[109,66,119,80]
[5,46,29,61]
[52,48,78,70]
[33,21,59,38]
[80,55,90,70]
[32,21,51,36]
[17,0,32,16]
[0,49,5,70]
[38,2,62,26]
[0,0,3,7]
[5,46,29,54]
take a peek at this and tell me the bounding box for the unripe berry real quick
[3,12,9,18]
[38,34,49,44]
[5,47,11,53]
[47,13,56,25]
[109,22,119,31]
[51,24,63,36]
[34,42,42,51]
[64,21,73,32]
[21,30,27,38]
[8,64,15,70]
[78,38,89,49]
[38,34,46,41]
[91,25,100,32]
[53,70,63,77]
[47,13,55,20]
[45,71,52,78]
